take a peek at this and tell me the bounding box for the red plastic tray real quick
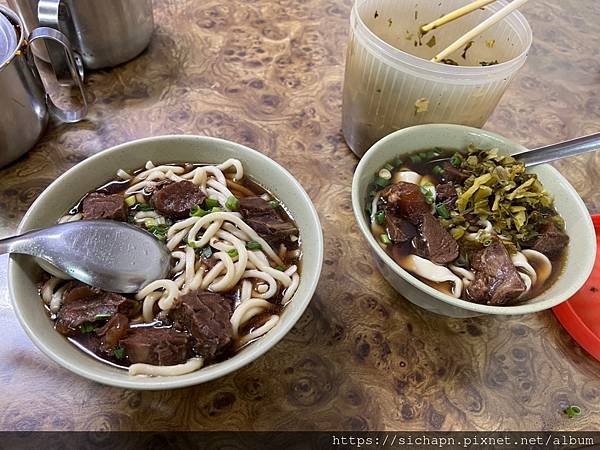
[553,214,600,361]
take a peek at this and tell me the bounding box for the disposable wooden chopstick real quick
[421,0,498,34]
[431,0,531,62]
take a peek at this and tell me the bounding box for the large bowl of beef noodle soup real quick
[352,124,595,317]
[9,135,323,389]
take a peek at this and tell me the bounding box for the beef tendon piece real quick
[412,214,459,264]
[55,284,138,336]
[442,162,469,185]
[465,240,526,305]
[96,313,130,353]
[120,328,192,366]
[170,290,233,359]
[82,192,126,221]
[384,214,416,243]
[152,180,206,219]
[530,222,569,259]
[381,182,430,225]
[238,196,298,245]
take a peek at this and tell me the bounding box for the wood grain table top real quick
[0,0,599,431]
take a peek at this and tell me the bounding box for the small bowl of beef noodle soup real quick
[9,135,323,389]
[352,124,595,317]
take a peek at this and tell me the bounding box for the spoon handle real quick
[515,132,600,167]
[0,230,39,255]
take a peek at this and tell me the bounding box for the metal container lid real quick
[0,10,18,66]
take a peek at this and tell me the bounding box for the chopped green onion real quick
[383,163,394,171]
[409,154,422,164]
[246,241,262,250]
[365,205,372,217]
[227,248,239,258]
[155,217,166,226]
[205,198,220,209]
[378,168,392,180]
[94,313,112,321]
[435,203,450,219]
[190,205,208,217]
[450,153,462,167]
[113,347,125,360]
[188,241,199,249]
[124,195,136,207]
[564,405,582,418]
[270,200,279,209]
[432,165,444,176]
[379,233,392,245]
[274,265,285,271]
[420,184,435,205]
[147,224,168,241]
[211,207,222,213]
[201,246,213,258]
[375,176,390,188]
[393,157,403,168]
[375,211,385,225]
[225,195,239,211]
[80,323,94,334]
[144,218,158,227]
[482,238,493,247]
[136,203,154,212]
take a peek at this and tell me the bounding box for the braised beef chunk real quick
[442,162,469,184]
[152,180,206,219]
[412,214,459,264]
[381,182,431,225]
[96,313,129,353]
[530,222,569,259]
[170,291,233,359]
[385,214,416,243]
[55,286,138,336]
[465,240,526,305]
[120,328,192,366]
[238,196,298,244]
[435,182,458,209]
[82,192,126,221]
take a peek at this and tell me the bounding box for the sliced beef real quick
[96,313,130,353]
[119,327,192,366]
[152,180,206,219]
[412,214,459,264]
[442,162,469,185]
[55,286,138,336]
[238,196,298,245]
[465,240,526,305]
[385,214,416,243]
[381,182,431,225]
[170,290,233,359]
[435,182,458,209]
[82,192,126,221]
[530,222,569,259]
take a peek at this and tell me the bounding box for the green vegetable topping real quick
[113,347,125,360]
[190,205,208,217]
[375,176,391,188]
[409,154,422,164]
[135,203,154,212]
[393,157,403,168]
[94,313,112,321]
[450,153,462,167]
[420,184,435,205]
[80,323,94,334]
[564,405,582,419]
[274,265,285,271]
[211,207,222,213]
[227,248,239,258]
[205,198,220,209]
[270,200,279,209]
[246,241,262,250]
[147,224,169,241]
[375,210,386,225]
[432,165,444,176]
[379,233,392,245]
[435,203,450,219]
[225,195,239,211]
[124,195,136,207]
[383,163,394,171]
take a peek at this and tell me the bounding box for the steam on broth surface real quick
[40,159,301,376]
[366,146,568,306]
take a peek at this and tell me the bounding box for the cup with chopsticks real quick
[342,0,533,157]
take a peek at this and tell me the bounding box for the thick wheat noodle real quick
[134,211,161,222]
[240,280,253,302]
[125,170,165,195]
[207,178,234,200]
[281,273,300,305]
[136,279,178,311]
[133,163,185,182]
[242,270,277,299]
[142,292,162,323]
[171,251,186,273]
[184,246,196,286]
[206,188,227,205]
[216,229,249,282]
[183,166,226,185]
[174,274,185,290]
[222,222,250,241]
[129,357,204,376]
[217,158,244,181]
[247,251,291,287]
[50,283,70,313]
[116,169,132,180]
[167,228,189,251]
[205,251,238,292]
[238,315,280,346]
[230,298,273,337]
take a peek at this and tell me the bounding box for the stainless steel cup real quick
[8,0,154,77]
[0,5,87,167]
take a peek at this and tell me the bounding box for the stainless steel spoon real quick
[1,220,171,293]
[515,132,600,167]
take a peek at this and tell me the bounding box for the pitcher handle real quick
[37,0,84,84]
[28,27,88,123]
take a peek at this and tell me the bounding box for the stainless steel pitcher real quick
[0,5,86,167]
[8,0,154,75]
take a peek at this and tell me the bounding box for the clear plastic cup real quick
[342,0,532,156]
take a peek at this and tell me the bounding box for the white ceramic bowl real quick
[352,124,595,317]
[9,135,324,389]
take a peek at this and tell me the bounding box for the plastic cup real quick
[342,0,533,157]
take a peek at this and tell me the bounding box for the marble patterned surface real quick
[0,0,598,431]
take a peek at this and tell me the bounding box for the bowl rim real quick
[8,134,324,389]
[351,124,595,315]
